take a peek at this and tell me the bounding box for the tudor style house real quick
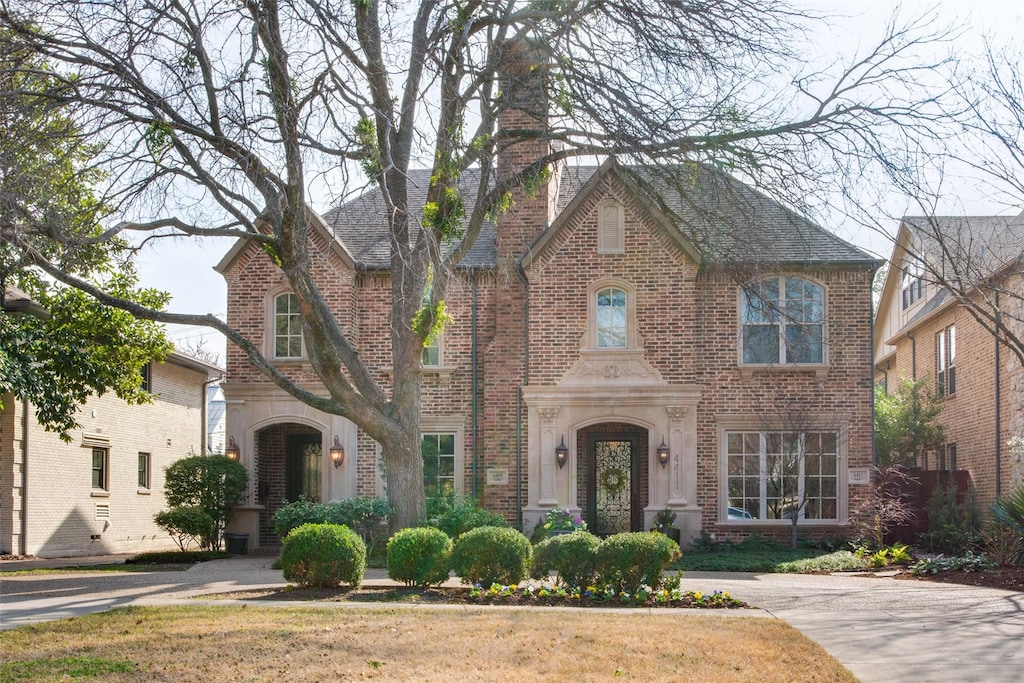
[874,213,1024,507]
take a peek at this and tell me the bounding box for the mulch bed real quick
[894,566,1024,592]
[205,585,751,609]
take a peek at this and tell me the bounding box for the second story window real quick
[422,334,441,367]
[596,287,627,348]
[937,325,956,397]
[274,293,303,359]
[741,276,824,365]
[901,259,924,310]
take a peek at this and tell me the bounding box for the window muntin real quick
[937,325,956,397]
[741,277,824,365]
[596,287,628,348]
[726,430,838,521]
[138,452,151,489]
[274,293,303,358]
[901,259,924,310]
[422,432,456,500]
[92,447,108,491]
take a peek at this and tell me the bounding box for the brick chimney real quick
[495,38,559,265]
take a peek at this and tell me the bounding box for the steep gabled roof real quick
[901,214,1024,280]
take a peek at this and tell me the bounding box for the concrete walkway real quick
[1,555,1021,683]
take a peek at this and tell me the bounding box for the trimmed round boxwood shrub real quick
[450,526,531,586]
[387,527,453,588]
[280,523,366,588]
[530,530,601,590]
[594,531,681,593]
[426,497,509,538]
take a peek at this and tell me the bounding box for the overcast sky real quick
[136,0,1023,364]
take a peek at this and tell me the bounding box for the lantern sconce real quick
[330,436,346,468]
[225,436,240,462]
[657,439,670,468]
[554,436,569,469]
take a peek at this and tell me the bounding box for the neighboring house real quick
[874,213,1024,506]
[0,345,222,558]
[217,62,879,549]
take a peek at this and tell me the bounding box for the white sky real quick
[137,0,1023,364]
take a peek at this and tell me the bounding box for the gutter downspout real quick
[515,261,530,531]
[20,398,29,556]
[471,271,479,499]
[907,331,917,380]
[994,290,1002,498]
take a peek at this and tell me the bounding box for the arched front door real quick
[579,423,648,535]
[254,423,323,546]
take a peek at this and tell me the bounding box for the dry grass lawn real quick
[0,605,857,682]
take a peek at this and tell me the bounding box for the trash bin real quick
[224,532,249,556]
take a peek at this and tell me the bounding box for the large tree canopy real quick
[0,1,959,526]
[1,32,172,436]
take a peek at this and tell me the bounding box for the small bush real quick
[387,527,452,587]
[127,550,230,564]
[425,497,508,538]
[910,551,994,575]
[153,506,214,551]
[273,497,393,539]
[531,531,601,589]
[594,532,681,593]
[989,485,1024,565]
[920,484,983,555]
[159,455,248,551]
[450,526,531,586]
[280,523,366,588]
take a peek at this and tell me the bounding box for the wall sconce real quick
[330,435,346,468]
[555,436,569,469]
[657,439,670,468]
[225,436,240,461]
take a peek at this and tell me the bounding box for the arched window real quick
[596,287,628,348]
[741,277,824,365]
[274,292,303,359]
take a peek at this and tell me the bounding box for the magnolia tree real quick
[0,1,960,527]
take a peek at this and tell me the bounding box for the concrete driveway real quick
[1,557,1021,683]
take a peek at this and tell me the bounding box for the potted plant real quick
[535,507,587,542]
[653,508,681,545]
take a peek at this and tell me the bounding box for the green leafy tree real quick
[160,455,249,551]
[874,379,946,468]
[0,32,172,436]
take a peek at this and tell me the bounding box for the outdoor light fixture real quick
[657,439,670,468]
[330,436,346,468]
[225,436,240,461]
[555,436,569,469]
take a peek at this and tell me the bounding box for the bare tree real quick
[0,1,957,528]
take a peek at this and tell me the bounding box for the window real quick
[596,287,627,348]
[138,452,151,489]
[938,443,957,471]
[937,325,956,397]
[274,293,303,358]
[597,201,624,254]
[422,335,441,367]
[741,277,824,365]
[140,363,151,392]
[422,432,456,500]
[725,431,838,521]
[901,259,924,310]
[91,447,108,491]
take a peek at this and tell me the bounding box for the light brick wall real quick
[0,360,211,557]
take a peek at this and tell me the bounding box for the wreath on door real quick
[599,467,627,497]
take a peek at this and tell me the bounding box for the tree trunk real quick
[380,412,426,532]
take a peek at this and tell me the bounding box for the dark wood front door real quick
[285,434,322,502]
[587,433,641,535]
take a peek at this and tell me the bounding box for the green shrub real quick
[158,455,248,551]
[450,526,531,586]
[594,532,681,593]
[920,484,983,555]
[386,527,452,587]
[425,497,508,538]
[153,506,214,551]
[273,497,393,539]
[910,551,994,575]
[530,531,601,589]
[989,485,1024,565]
[280,523,366,588]
[127,550,229,564]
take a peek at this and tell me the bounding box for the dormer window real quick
[901,258,924,310]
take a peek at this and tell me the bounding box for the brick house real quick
[874,214,1024,507]
[0,346,222,558]
[217,102,880,548]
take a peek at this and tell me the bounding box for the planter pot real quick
[657,527,681,545]
[548,529,575,537]
[224,532,249,555]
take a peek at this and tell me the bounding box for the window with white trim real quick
[741,276,824,365]
[901,258,924,310]
[725,430,838,521]
[274,292,303,359]
[937,325,956,397]
[92,447,109,491]
[422,432,456,500]
[138,452,151,489]
[596,287,628,348]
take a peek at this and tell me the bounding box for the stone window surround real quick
[584,277,639,351]
[736,274,830,376]
[715,415,849,527]
[372,418,465,498]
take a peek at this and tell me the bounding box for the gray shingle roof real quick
[902,215,1024,279]
[321,161,876,269]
